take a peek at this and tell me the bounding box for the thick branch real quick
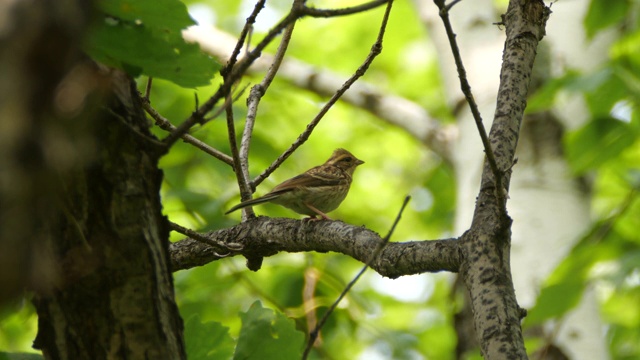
[475,0,550,205]
[169,217,460,278]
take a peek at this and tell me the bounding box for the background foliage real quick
[1,0,639,359]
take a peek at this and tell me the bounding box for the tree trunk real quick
[416,0,611,358]
[32,71,186,359]
[0,0,186,358]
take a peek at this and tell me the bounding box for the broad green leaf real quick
[604,287,640,327]
[525,281,585,327]
[611,30,640,66]
[184,315,235,360]
[608,324,640,360]
[525,219,625,327]
[584,68,628,118]
[233,301,304,360]
[86,0,220,87]
[564,117,638,175]
[526,68,620,114]
[98,0,195,36]
[526,71,580,113]
[86,19,218,88]
[584,0,629,39]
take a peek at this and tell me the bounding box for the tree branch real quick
[164,0,390,146]
[252,0,394,187]
[139,96,234,166]
[169,217,461,278]
[183,26,456,163]
[303,195,409,359]
[163,9,299,145]
[302,0,389,18]
[434,0,505,210]
[461,0,551,358]
[239,1,301,196]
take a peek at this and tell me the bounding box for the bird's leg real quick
[304,203,332,220]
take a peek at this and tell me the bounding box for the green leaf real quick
[584,0,629,39]
[584,68,628,118]
[603,287,640,328]
[611,30,640,70]
[526,69,619,114]
[184,315,235,360]
[526,71,580,113]
[525,281,586,327]
[233,301,305,360]
[85,0,220,88]
[525,217,626,328]
[98,0,195,36]
[565,117,638,175]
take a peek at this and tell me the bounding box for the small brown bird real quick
[225,148,364,220]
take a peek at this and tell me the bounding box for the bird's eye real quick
[341,157,353,162]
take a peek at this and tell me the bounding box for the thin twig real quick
[162,0,388,148]
[302,0,389,17]
[240,2,301,192]
[240,85,262,191]
[163,9,301,146]
[105,107,166,149]
[221,0,266,78]
[262,5,298,90]
[245,25,253,57]
[168,221,243,252]
[434,0,506,211]
[139,95,234,166]
[144,77,153,100]
[251,0,395,188]
[302,194,409,360]
[203,83,249,122]
[444,0,463,12]
[225,94,254,218]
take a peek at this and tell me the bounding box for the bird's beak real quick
[356,159,364,166]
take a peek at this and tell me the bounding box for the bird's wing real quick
[225,166,346,214]
[269,170,344,195]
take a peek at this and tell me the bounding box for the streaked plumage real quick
[225,149,364,219]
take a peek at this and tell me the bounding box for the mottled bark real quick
[170,217,461,277]
[459,0,551,359]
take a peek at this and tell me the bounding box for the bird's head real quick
[327,148,364,175]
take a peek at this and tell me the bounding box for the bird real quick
[225,148,364,220]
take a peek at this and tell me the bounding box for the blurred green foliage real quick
[524,0,640,357]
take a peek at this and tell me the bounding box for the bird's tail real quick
[224,194,280,214]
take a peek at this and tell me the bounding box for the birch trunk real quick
[416,0,611,358]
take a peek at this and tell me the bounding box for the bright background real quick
[1,0,639,359]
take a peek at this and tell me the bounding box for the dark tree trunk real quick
[32,71,186,359]
[0,0,186,358]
